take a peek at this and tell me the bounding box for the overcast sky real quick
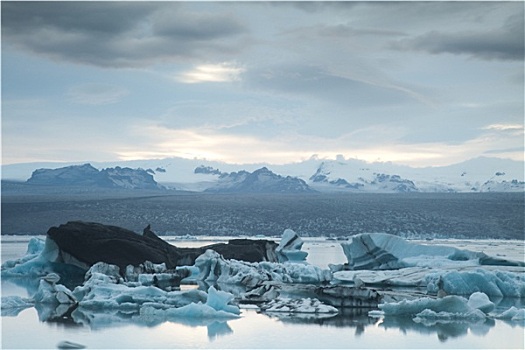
[2,1,524,167]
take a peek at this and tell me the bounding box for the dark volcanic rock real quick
[47,221,279,273]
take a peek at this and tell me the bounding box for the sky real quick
[1,1,524,167]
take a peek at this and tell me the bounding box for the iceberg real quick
[1,296,35,316]
[341,233,524,270]
[2,228,524,336]
[376,292,498,322]
[260,297,338,314]
[467,292,495,313]
[334,267,525,298]
[276,229,308,262]
[194,249,331,286]
[493,306,525,321]
[426,269,525,298]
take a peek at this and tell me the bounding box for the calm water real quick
[2,236,524,349]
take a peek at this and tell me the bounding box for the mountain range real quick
[25,164,162,190]
[2,156,524,193]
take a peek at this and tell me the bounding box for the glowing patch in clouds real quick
[483,124,524,132]
[176,63,245,83]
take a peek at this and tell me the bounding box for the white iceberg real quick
[466,292,495,313]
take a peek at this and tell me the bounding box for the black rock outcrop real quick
[47,221,279,273]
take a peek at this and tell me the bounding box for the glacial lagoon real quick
[2,236,524,349]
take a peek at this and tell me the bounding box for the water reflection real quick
[377,315,496,342]
[3,275,525,346]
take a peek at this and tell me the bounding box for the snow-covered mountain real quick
[24,163,163,190]
[205,167,314,193]
[2,156,523,193]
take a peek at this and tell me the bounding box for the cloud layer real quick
[2,2,523,166]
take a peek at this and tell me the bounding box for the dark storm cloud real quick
[1,2,247,67]
[394,13,524,61]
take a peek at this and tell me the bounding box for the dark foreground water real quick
[2,237,524,349]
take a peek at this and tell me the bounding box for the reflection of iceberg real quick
[1,296,34,316]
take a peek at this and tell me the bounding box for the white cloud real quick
[482,123,524,132]
[175,62,245,83]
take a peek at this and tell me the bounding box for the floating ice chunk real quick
[72,262,207,310]
[1,237,85,278]
[426,270,525,298]
[407,292,493,324]
[341,233,524,270]
[139,287,240,319]
[205,286,240,315]
[379,295,478,317]
[316,285,382,308]
[333,267,431,287]
[86,262,122,283]
[493,306,525,321]
[261,297,338,314]
[276,229,308,262]
[413,308,486,324]
[33,280,77,305]
[0,296,35,316]
[56,340,86,349]
[195,250,331,286]
[1,237,47,272]
[467,292,494,313]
